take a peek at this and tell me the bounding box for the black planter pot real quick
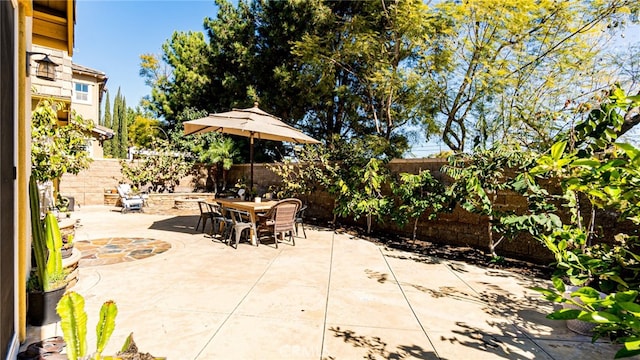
[28,286,66,326]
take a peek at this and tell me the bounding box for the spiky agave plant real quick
[57,291,117,360]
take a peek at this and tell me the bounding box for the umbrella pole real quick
[250,136,254,192]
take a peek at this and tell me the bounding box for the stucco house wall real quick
[29,49,111,159]
[71,63,110,159]
[30,45,73,101]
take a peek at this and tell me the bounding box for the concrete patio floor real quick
[22,205,632,359]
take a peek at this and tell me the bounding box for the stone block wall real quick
[293,158,555,263]
[60,157,627,264]
[59,159,196,207]
[227,163,282,194]
[60,159,123,207]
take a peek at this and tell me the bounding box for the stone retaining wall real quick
[60,158,613,264]
[60,159,197,208]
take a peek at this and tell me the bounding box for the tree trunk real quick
[488,214,497,258]
[488,191,497,258]
[619,107,640,138]
[210,165,218,194]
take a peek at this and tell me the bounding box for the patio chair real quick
[295,204,307,238]
[237,188,246,200]
[207,202,230,238]
[256,198,301,248]
[116,184,144,214]
[225,208,256,249]
[195,201,214,233]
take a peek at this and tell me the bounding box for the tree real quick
[102,91,113,157]
[530,87,640,359]
[267,143,329,203]
[422,0,638,152]
[610,43,640,92]
[441,143,537,258]
[248,0,329,129]
[111,88,129,158]
[290,0,436,155]
[321,135,394,233]
[391,170,450,243]
[120,138,193,193]
[140,0,638,155]
[119,95,129,158]
[143,0,436,158]
[608,44,640,140]
[128,115,163,149]
[141,31,212,125]
[203,0,258,112]
[193,137,238,193]
[31,99,94,200]
[139,53,171,121]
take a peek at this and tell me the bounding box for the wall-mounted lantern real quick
[26,52,59,81]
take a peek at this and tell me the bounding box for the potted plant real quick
[60,221,76,259]
[28,174,68,326]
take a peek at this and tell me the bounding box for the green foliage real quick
[119,138,194,193]
[43,211,63,281]
[193,135,238,193]
[270,135,397,233]
[113,88,129,159]
[544,230,640,293]
[441,142,537,257]
[321,136,395,233]
[531,87,640,358]
[128,115,163,149]
[390,170,450,242]
[530,87,640,233]
[292,0,437,147]
[267,143,333,201]
[145,31,211,124]
[533,284,640,358]
[335,158,392,234]
[28,174,65,292]
[102,88,133,159]
[145,0,435,157]
[572,85,640,151]
[140,0,639,154]
[427,0,636,151]
[31,99,94,183]
[57,291,117,360]
[164,108,239,193]
[102,92,113,157]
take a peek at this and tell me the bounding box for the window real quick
[85,139,94,158]
[74,82,91,104]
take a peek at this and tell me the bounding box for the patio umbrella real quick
[183,103,320,189]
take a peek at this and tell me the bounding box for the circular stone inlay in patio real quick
[75,238,171,267]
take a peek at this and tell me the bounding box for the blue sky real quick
[73,0,219,108]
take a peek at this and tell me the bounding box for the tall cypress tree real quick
[119,97,129,158]
[113,88,121,158]
[102,91,113,157]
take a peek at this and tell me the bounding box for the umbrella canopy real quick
[183,103,320,190]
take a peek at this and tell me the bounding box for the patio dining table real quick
[213,198,279,245]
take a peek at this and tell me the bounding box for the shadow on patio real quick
[148,214,200,234]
